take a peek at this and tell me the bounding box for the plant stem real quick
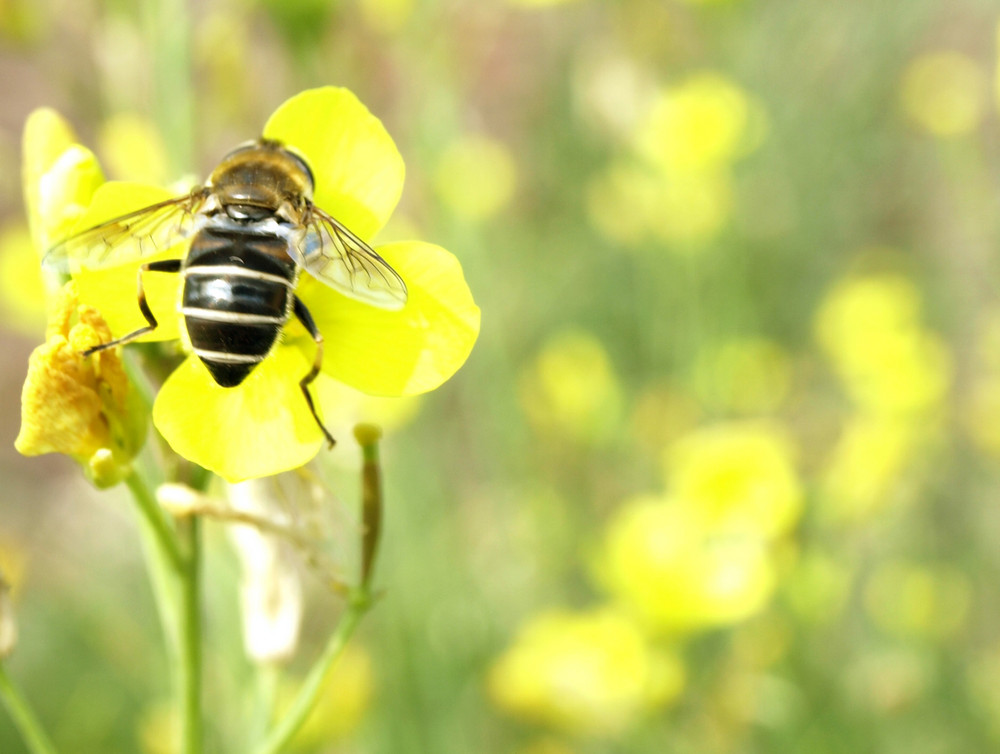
[0,663,59,754]
[177,517,203,754]
[126,471,183,572]
[252,590,372,754]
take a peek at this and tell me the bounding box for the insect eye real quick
[280,147,314,190]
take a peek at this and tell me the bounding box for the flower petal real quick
[152,348,325,482]
[71,182,186,343]
[300,240,480,396]
[262,87,404,239]
[22,108,104,253]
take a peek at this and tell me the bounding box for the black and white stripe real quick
[181,222,299,387]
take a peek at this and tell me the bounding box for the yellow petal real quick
[152,349,325,482]
[262,87,404,239]
[70,182,186,343]
[300,240,479,396]
[22,108,104,253]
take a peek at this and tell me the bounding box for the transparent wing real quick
[43,189,210,274]
[293,203,408,311]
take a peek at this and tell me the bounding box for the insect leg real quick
[292,296,336,449]
[83,259,183,357]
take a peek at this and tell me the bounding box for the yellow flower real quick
[15,281,147,487]
[433,134,517,221]
[815,273,951,417]
[488,607,684,736]
[636,73,766,174]
[0,224,47,335]
[598,495,777,633]
[518,330,623,444]
[691,338,793,414]
[22,107,104,256]
[819,414,919,522]
[900,51,987,137]
[665,422,803,541]
[28,88,480,481]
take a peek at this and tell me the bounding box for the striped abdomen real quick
[182,224,298,387]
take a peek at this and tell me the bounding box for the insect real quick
[44,138,408,448]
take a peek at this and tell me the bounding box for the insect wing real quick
[43,189,209,274]
[294,205,408,311]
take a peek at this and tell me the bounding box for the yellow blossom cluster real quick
[489,421,802,736]
[487,608,684,736]
[587,72,766,249]
[814,271,951,521]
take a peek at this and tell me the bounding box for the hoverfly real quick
[44,139,408,447]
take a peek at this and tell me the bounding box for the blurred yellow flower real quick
[864,561,971,641]
[22,107,103,256]
[666,422,803,540]
[819,414,917,522]
[962,309,1000,457]
[900,51,987,137]
[636,73,765,174]
[815,273,951,416]
[598,495,777,633]
[358,0,414,32]
[0,224,46,335]
[647,170,732,245]
[509,0,579,6]
[287,643,374,745]
[97,112,171,186]
[519,330,623,444]
[692,338,793,414]
[488,607,684,735]
[585,161,662,246]
[589,72,765,250]
[15,282,147,487]
[434,134,517,222]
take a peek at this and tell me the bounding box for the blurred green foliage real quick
[2,0,1000,752]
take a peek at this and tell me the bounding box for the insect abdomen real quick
[182,226,297,388]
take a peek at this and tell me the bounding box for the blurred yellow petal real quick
[152,349,324,482]
[263,87,404,239]
[22,108,104,253]
[900,52,986,137]
[488,607,683,735]
[519,330,624,443]
[665,422,803,540]
[97,113,170,185]
[637,73,764,173]
[302,240,479,396]
[433,135,517,221]
[598,496,777,633]
[0,224,47,334]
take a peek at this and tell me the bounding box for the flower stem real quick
[177,517,203,754]
[0,662,59,754]
[126,471,183,572]
[251,590,372,754]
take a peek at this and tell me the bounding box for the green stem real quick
[140,0,194,174]
[126,472,183,572]
[252,590,372,754]
[0,663,59,754]
[177,518,203,754]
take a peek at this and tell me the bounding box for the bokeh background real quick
[2,0,1000,752]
